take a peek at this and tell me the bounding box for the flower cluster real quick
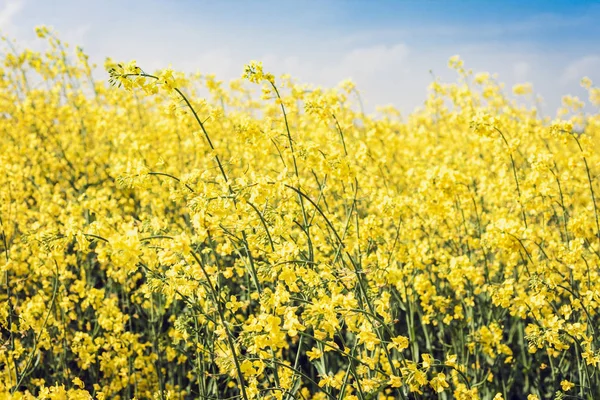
[2,27,600,400]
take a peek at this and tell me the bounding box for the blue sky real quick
[1,0,599,114]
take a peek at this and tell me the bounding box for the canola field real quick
[2,27,600,400]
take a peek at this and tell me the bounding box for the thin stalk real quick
[12,261,60,393]
[190,250,249,400]
[569,132,600,254]
[494,127,527,228]
[269,82,312,260]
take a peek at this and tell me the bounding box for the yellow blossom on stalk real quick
[243,60,274,84]
[318,373,342,389]
[72,377,85,389]
[470,110,497,137]
[35,25,49,38]
[454,384,480,400]
[448,55,464,69]
[513,83,532,95]
[357,327,381,351]
[306,347,323,361]
[158,67,176,90]
[430,372,449,393]
[581,76,592,89]
[549,119,573,136]
[388,374,403,388]
[400,362,428,394]
[560,380,575,391]
[474,72,490,84]
[387,335,410,351]
[421,353,434,369]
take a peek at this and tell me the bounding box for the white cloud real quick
[513,61,530,82]
[561,55,600,85]
[339,44,409,75]
[0,0,24,30]
[62,23,91,46]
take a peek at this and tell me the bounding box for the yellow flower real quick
[470,110,498,137]
[448,55,464,69]
[357,328,381,351]
[512,83,532,95]
[35,25,49,38]
[580,76,593,89]
[306,347,323,361]
[387,335,410,351]
[422,353,434,369]
[389,374,403,388]
[243,60,274,84]
[430,372,449,393]
[72,377,85,389]
[560,380,575,391]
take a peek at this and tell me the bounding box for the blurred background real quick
[1,0,599,114]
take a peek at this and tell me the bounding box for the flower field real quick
[2,28,600,399]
